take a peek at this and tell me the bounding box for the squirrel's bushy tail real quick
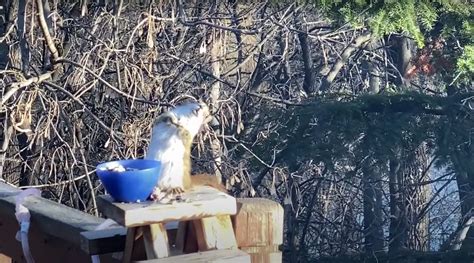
[190,174,227,192]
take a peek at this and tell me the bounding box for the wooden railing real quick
[0,182,283,263]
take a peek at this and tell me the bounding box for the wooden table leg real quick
[142,223,170,259]
[176,221,199,253]
[192,215,238,251]
[122,227,137,263]
[175,221,187,252]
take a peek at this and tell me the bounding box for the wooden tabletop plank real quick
[97,186,237,227]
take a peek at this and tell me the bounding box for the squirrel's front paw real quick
[149,186,163,201]
[167,187,185,195]
[149,186,185,203]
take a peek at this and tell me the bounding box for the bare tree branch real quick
[320,32,372,92]
[35,0,60,62]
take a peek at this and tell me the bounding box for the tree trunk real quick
[0,0,8,67]
[403,144,430,251]
[362,47,385,254]
[362,161,385,254]
[389,150,408,254]
[11,0,33,187]
[17,0,29,72]
[284,174,299,262]
[387,143,430,256]
[391,35,414,87]
[452,156,474,218]
[387,34,430,254]
[298,32,315,95]
[298,179,321,261]
[208,2,223,184]
[365,40,381,94]
[451,152,474,250]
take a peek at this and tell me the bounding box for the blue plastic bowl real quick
[96,159,162,203]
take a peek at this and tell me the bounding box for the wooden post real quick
[233,198,284,263]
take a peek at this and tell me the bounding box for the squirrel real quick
[145,100,225,202]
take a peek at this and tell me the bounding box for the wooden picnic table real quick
[97,186,250,263]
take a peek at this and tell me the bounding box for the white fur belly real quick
[145,124,185,190]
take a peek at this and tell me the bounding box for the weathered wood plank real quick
[142,224,169,259]
[80,227,127,255]
[135,249,251,263]
[233,198,284,247]
[97,186,237,227]
[193,215,238,251]
[233,198,284,263]
[0,208,120,263]
[79,223,180,255]
[0,185,107,247]
[240,245,282,263]
[0,181,20,197]
[0,182,128,257]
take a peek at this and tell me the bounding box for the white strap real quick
[15,188,41,263]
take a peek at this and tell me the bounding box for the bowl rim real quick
[96,159,162,173]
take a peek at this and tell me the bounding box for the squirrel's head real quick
[168,101,212,137]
